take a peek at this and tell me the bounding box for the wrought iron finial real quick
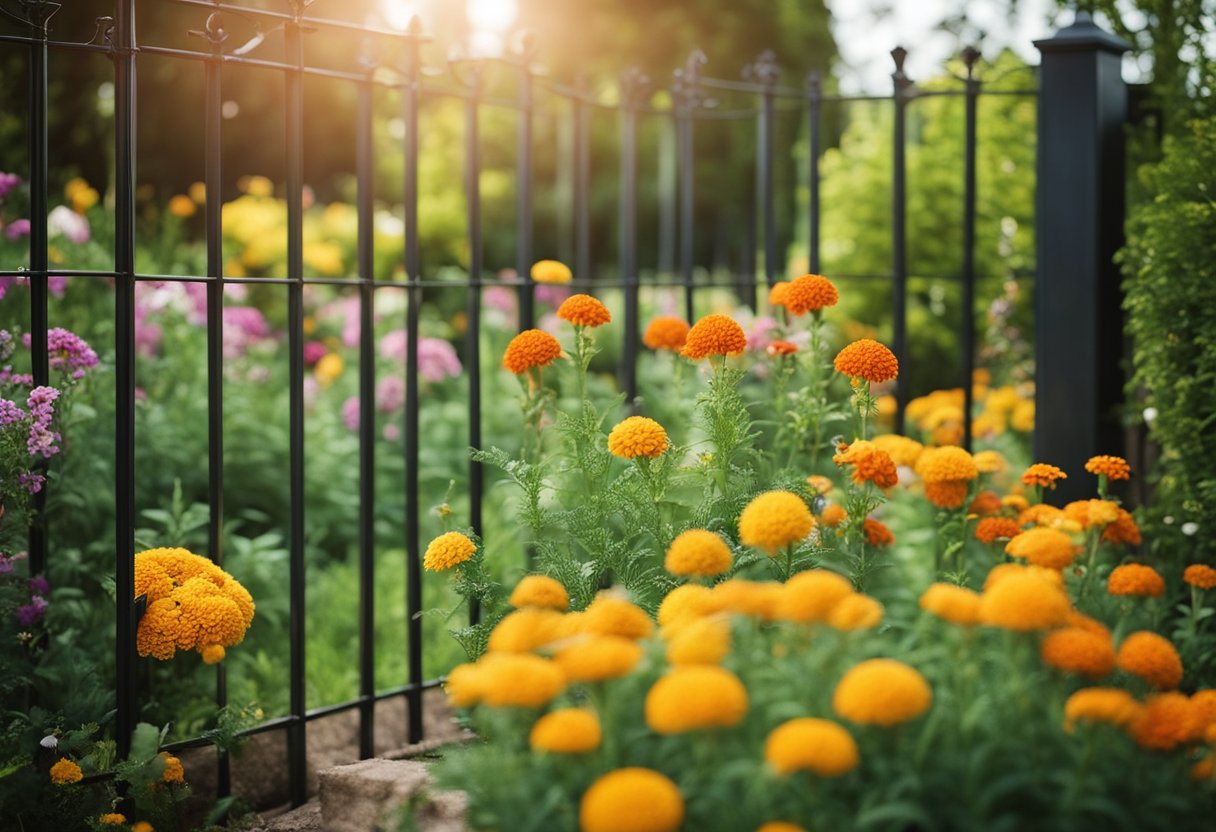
[805,69,822,99]
[619,66,649,107]
[0,1,62,35]
[673,49,708,112]
[961,45,981,79]
[744,49,780,88]
[892,46,912,95]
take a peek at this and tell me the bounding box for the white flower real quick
[1163,516,1175,525]
[47,205,90,244]
[1181,522,1199,536]
[40,735,58,749]
[1142,407,1158,424]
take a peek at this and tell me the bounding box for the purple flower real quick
[418,338,461,383]
[0,368,34,386]
[376,375,404,413]
[24,328,98,377]
[534,284,572,308]
[18,472,44,494]
[16,596,47,627]
[0,398,22,425]
[342,396,360,432]
[304,341,328,366]
[26,386,60,458]
[0,172,21,200]
[0,554,12,574]
[4,219,30,240]
[48,205,90,245]
[222,306,271,357]
[29,575,49,596]
[48,276,67,297]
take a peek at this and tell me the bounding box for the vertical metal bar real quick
[807,72,822,275]
[515,38,534,328]
[25,4,52,577]
[356,63,377,761]
[891,48,910,435]
[618,70,641,406]
[961,48,980,451]
[112,0,138,761]
[284,14,307,808]
[675,53,701,323]
[658,114,676,278]
[201,12,230,797]
[464,65,484,626]
[402,17,425,746]
[572,78,590,281]
[752,52,778,292]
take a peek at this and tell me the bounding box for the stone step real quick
[316,758,468,832]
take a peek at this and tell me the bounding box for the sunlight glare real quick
[380,0,421,32]
[466,0,517,33]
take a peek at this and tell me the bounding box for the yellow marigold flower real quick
[313,353,343,387]
[975,516,1022,544]
[422,531,476,572]
[776,570,853,623]
[924,480,969,509]
[681,313,747,360]
[1019,504,1064,528]
[919,583,982,626]
[1116,631,1183,690]
[643,316,690,352]
[1021,463,1067,489]
[972,449,1008,473]
[168,194,196,218]
[1107,564,1166,598]
[766,340,798,357]
[1063,499,1120,529]
[979,570,1070,631]
[820,503,848,528]
[833,338,898,384]
[657,584,721,629]
[201,644,226,664]
[161,753,185,784]
[100,814,127,826]
[557,293,612,327]
[757,824,805,832]
[916,446,979,483]
[1041,628,1115,678]
[502,329,562,374]
[134,549,254,662]
[969,490,1003,515]
[834,440,898,489]
[487,608,564,653]
[1011,399,1034,432]
[580,768,684,832]
[1132,692,1201,750]
[553,635,643,682]
[829,594,883,631]
[1085,455,1131,480]
[530,708,601,754]
[1063,687,1144,732]
[1184,564,1216,590]
[530,259,572,284]
[767,281,791,309]
[765,717,858,777]
[806,474,834,495]
[444,663,483,708]
[132,823,154,832]
[783,273,839,316]
[665,529,732,578]
[713,579,784,620]
[872,434,923,467]
[50,758,83,785]
[509,575,570,611]
[645,666,748,734]
[607,416,669,460]
[188,181,206,203]
[1102,508,1142,545]
[738,491,814,554]
[862,518,894,548]
[582,595,653,640]
[1002,494,1029,513]
[982,562,1064,592]
[666,615,731,665]
[1005,527,1078,570]
[876,393,897,419]
[1189,689,1216,729]
[477,653,566,708]
[1064,609,1111,638]
[832,658,932,726]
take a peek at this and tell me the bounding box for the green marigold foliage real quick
[1122,115,1216,564]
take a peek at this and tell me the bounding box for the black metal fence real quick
[1,0,1129,809]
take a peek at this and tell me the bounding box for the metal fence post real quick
[806,71,823,276]
[1034,12,1129,503]
[961,47,980,451]
[674,51,705,323]
[515,34,535,328]
[748,50,779,305]
[891,47,910,435]
[618,68,644,407]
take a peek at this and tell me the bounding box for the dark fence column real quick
[1034,13,1129,503]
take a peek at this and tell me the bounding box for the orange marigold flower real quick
[556,293,611,327]
[100,814,127,826]
[1102,508,1142,545]
[502,329,562,374]
[738,491,815,554]
[1065,610,1111,638]
[422,531,476,572]
[834,440,899,489]
[766,340,798,357]
[768,281,791,309]
[863,518,894,547]
[832,659,932,726]
[49,758,83,785]
[1063,499,1120,529]
[820,504,848,528]
[764,717,858,777]
[509,575,570,611]
[1063,687,1143,732]
[1021,463,1068,489]
[642,316,690,352]
[828,593,884,630]
[1085,455,1131,480]
[1184,564,1216,590]
[1107,563,1166,598]
[607,416,669,459]
[530,259,573,284]
[582,595,654,640]
[530,708,601,754]
[757,823,806,832]
[1005,527,1078,570]
[665,529,733,578]
[919,583,982,626]
[580,768,684,832]
[806,474,834,496]
[916,446,979,483]
[681,313,747,360]
[983,562,1064,592]
[1117,631,1183,689]
[1041,628,1116,678]
[972,450,1008,473]
[969,490,1003,516]
[783,274,839,316]
[1002,494,1030,513]
[553,636,643,682]
[872,434,923,467]
[645,666,749,734]
[975,516,1023,544]
[776,570,854,623]
[979,570,1070,631]
[1019,503,1064,528]
[1132,692,1202,750]
[161,753,185,784]
[1190,689,1216,729]
[924,480,968,510]
[833,338,898,384]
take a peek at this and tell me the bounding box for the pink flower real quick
[342,396,360,432]
[376,376,405,412]
[4,218,30,240]
[304,341,328,366]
